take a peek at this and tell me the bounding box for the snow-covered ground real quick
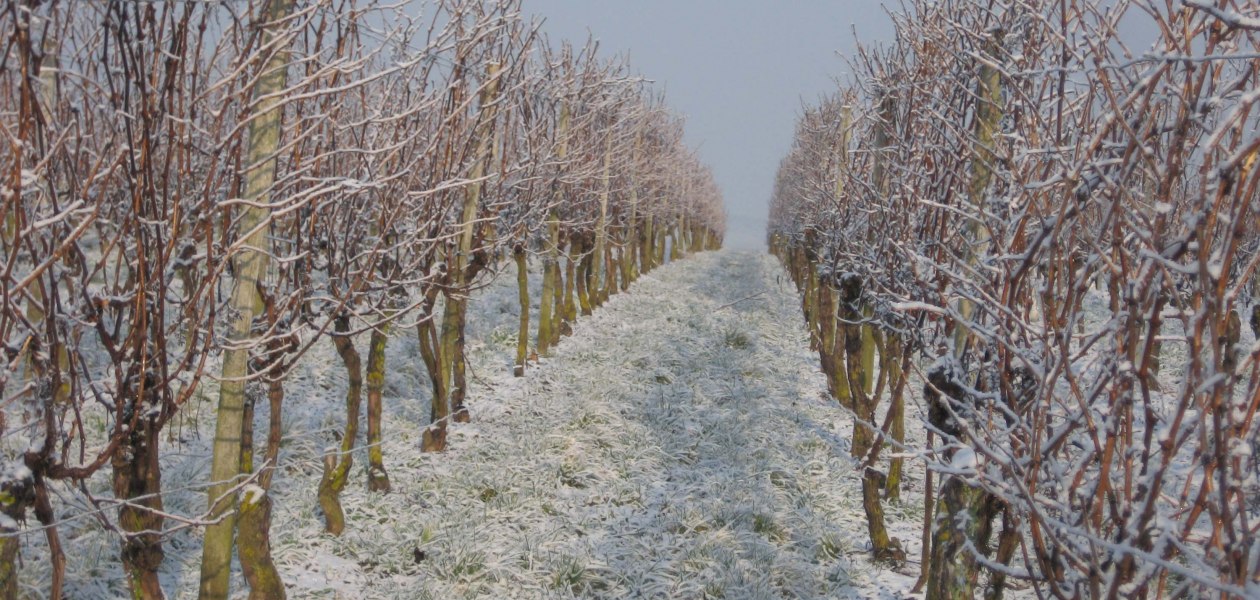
[16,250,945,599]
[226,249,929,599]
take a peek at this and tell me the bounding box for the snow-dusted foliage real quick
[0,0,723,598]
[769,1,1260,598]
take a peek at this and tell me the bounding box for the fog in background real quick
[522,1,895,250]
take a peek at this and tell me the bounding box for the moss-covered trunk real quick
[538,216,559,357]
[600,240,614,303]
[861,310,876,394]
[419,310,447,452]
[804,262,819,352]
[320,316,362,535]
[860,467,895,560]
[563,240,577,327]
[537,258,556,356]
[112,407,165,600]
[852,390,894,562]
[513,245,530,376]
[926,477,990,600]
[541,104,569,350]
[448,294,471,424]
[884,334,906,502]
[841,274,894,561]
[366,326,391,492]
[437,249,465,429]
[602,238,618,302]
[0,529,15,600]
[608,241,621,297]
[237,492,283,600]
[817,280,838,398]
[0,469,33,600]
[575,234,593,316]
[555,238,572,340]
[640,216,654,273]
[619,236,633,291]
[238,372,285,600]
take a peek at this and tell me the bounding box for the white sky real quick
[522,1,896,250]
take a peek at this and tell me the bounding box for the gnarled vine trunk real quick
[419,282,448,452]
[0,469,33,600]
[320,316,363,535]
[238,364,285,600]
[112,400,165,600]
[366,325,392,492]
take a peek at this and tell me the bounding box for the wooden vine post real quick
[199,0,295,596]
[926,30,1003,600]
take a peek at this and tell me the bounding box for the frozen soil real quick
[231,250,923,599]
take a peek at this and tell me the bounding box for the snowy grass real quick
[219,250,926,599]
[13,251,950,599]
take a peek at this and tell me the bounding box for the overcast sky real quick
[521,1,895,250]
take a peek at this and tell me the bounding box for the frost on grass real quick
[200,251,922,599]
[11,252,928,598]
